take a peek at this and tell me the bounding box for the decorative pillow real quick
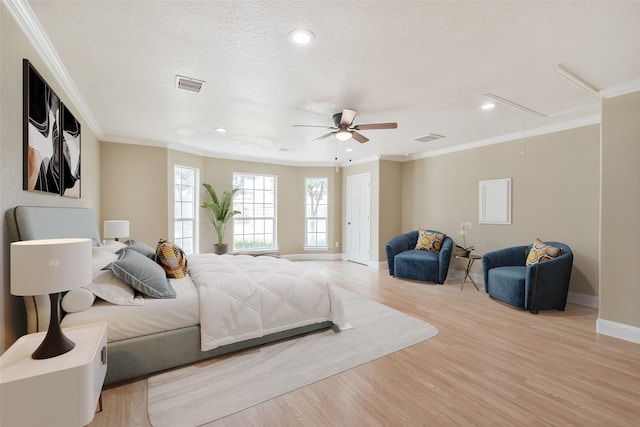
[92,247,119,275]
[100,240,126,254]
[414,228,446,253]
[122,239,156,259]
[86,270,144,305]
[526,238,563,266]
[103,248,176,298]
[155,239,188,279]
[61,288,96,313]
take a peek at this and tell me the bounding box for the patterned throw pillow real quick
[526,238,563,266]
[155,239,188,279]
[414,228,446,253]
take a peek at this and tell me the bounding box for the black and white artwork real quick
[23,59,62,195]
[60,103,81,197]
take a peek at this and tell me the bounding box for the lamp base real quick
[31,293,76,359]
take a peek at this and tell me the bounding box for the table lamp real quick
[103,220,129,242]
[10,238,92,359]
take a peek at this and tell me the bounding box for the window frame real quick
[173,165,199,255]
[232,172,277,252]
[304,176,329,250]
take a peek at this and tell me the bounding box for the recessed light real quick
[215,128,228,133]
[346,148,354,152]
[288,29,315,45]
[481,102,496,110]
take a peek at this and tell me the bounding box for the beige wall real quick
[101,142,168,248]
[0,4,101,352]
[401,125,600,297]
[601,91,640,327]
[378,160,403,263]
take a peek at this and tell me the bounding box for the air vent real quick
[278,147,294,152]
[175,75,205,93]
[414,133,445,143]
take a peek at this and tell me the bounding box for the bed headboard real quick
[6,206,102,333]
[6,206,101,246]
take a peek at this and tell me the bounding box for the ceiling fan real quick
[293,108,397,143]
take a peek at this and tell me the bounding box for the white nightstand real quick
[1,322,107,427]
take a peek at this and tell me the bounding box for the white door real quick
[346,173,371,265]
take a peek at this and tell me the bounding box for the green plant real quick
[201,183,241,246]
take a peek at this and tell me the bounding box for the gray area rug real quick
[147,287,438,426]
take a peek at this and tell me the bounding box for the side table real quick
[454,253,481,291]
[1,322,107,427]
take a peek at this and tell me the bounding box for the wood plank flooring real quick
[89,260,640,426]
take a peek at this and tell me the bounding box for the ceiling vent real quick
[414,133,445,143]
[175,75,205,93]
[278,147,294,152]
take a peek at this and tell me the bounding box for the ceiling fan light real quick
[335,129,352,141]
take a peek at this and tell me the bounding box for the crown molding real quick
[410,114,601,160]
[3,0,103,138]
[600,79,640,99]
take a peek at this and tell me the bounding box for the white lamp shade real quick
[10,238,92,296]
[104,220,130,239]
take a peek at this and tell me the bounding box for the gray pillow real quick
[122,239,156,259]
[103,248,176,298]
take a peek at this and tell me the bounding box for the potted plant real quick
[201,183,241,255]
[455,221,474,257]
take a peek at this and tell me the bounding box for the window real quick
[305,177,328,249]
[233,173,276,250]
[174,165,198,254]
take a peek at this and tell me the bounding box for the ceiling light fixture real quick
[346,148,354,152]
[335,129,352,141]
[215,128,227,133]
[481,102,496,110]
[288,29,315,45]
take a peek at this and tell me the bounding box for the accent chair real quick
[385,229,453,284]
[482,241,573,314]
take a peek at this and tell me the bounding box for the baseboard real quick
[597,319,640,344]
[283,253,343,261]
[567,291,599,308]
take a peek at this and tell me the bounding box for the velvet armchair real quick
[385,229,453,284]
[482,241,573,314]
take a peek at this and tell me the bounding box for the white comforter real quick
[187,254,348,351]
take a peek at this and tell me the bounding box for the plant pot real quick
[213,243,228,255]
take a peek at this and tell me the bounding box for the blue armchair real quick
[482,242,573,314]
[385,230,453,284]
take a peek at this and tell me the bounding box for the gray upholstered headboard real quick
[6,206,101,246]
[6,206,102,333]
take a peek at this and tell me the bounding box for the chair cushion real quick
[526,238,563,266]
[487,266,527,308]
[414,228,446,253]
[394,250,440,282]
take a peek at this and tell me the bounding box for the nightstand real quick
[454,253,482,291]
[1,322,107,427]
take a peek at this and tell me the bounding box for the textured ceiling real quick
[15,0,640,165]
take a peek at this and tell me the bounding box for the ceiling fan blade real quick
[293,124,336,129]
[352,131,369,143]
[353,122,398,130]
[310,132,335,143]
[340,109,357,127]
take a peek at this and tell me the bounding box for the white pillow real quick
[86,270,144,306]
[99,240,126,254]
[92,247,118,276]
[61,288,96,313]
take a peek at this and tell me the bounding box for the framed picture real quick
[60,103,81,198]
[479,178,511,224]
[23,59,61,195]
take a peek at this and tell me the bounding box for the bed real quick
[6,206,347,385]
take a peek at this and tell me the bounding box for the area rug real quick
[147,287,438,426]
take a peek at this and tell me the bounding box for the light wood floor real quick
[89,260,640,426]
